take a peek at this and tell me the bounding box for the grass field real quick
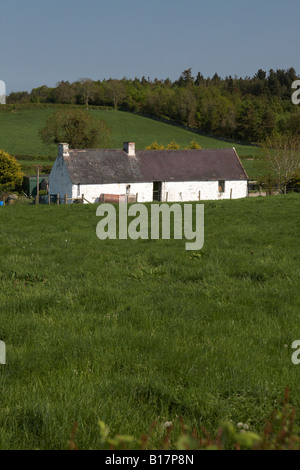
[0,107,262,178]
[0,194,299,449]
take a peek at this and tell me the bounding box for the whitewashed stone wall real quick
[49,155,72,201]
[71,180,247,204]
[74,182,153,204]
[162,180,248,201]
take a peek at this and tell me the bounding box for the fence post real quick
[82,194,84,204]
[48,193,51,206]
[230,188,232,199]
[56,194,59,205]
[64,194,67,205]
[198,190,201,201]
[136,193,138,203]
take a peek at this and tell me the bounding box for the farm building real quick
[23,175,49,197]
[49,142,249,203]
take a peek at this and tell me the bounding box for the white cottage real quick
[49,142,249,203]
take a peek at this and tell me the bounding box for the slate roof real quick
[62,148,248,185]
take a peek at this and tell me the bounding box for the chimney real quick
[58,143,69,157]
[123,142,135,156]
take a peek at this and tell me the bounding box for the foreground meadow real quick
[0,195,299,449]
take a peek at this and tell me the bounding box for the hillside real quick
[0,107,262,178]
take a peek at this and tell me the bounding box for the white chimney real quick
[58,143,69,157]
[123,142,135,156]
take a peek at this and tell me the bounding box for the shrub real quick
[0,150,23,192]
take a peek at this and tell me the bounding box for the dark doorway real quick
[153,182,162,201]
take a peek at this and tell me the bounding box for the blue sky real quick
[1,0,300,93]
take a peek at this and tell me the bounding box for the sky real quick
[0,0,300,94]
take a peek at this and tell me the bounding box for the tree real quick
[39,109,111,149]
[30,85,54,103]
[267,69,281,96]
[7,91,30,104]
[76,78,96,108]
[260,135,300,193]
[0,150,23,192]
[236,99,263,141]
[105,79,127,110]
[254,69,266,81]
[179,68,194,89]
[174,88,197,127]
[195,72,205,87]
[54,81,76,104]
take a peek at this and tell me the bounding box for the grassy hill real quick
[0,107,262,178]
[0,194,299,449]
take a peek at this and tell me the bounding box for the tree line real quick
[7,68,300,143]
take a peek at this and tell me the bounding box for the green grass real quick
[0,107,260,158]
[0,195,300,449]
[240,158,267,181]
[0,107,262,177]
[0,108,58,157]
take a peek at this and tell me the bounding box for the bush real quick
[39,109,111,149]
[0,150,23,192]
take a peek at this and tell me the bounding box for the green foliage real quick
[6,67,299,142]
[166,140,180,149]
[0,150,23,192]
[145,141,166,150]
[259,134,300,191]
[0,103,113,112]
[68,389,300,450]
[287,170,300,192]
[39,109,111,149]
[186,140,202,149]
[145,140,201,150]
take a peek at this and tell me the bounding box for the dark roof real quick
[63,148,248,185]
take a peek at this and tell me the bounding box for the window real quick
[218,180,225,192]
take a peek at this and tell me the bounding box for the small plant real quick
[68,389,300,450]
[145,141,165,150]
[166,141,180,149]
[186,140,202,149]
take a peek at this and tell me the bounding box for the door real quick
[153,182,162,201]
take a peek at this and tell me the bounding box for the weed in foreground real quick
[68,388,300,450]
